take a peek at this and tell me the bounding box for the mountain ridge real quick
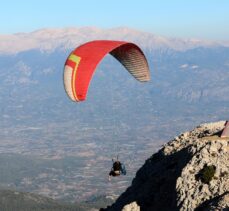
[0,27,226,54]
[0,189,89,211]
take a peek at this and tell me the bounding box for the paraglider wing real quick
[64,40,150,102]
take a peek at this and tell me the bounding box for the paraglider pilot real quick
[108,157,126,181]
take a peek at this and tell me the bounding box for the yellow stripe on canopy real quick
[69,54,81,101]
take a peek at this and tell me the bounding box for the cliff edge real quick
[102,121,229,211]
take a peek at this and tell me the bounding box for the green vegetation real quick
[83,195,115,209]
[0,189,87,211]
[196,165,216,184]
[0,188,114,210]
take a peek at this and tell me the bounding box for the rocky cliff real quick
[102,121,229,211]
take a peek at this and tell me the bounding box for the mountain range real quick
[0,27,228,54]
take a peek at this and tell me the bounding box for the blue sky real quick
[1,0,229,40]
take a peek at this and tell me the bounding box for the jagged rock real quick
[101,121,229,211]
[197,192,229,210]
[176,126,229,210]
[122,202,140,211]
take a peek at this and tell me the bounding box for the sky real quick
[1,0,229,40]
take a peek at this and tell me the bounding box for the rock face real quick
[122,202,140,211]
[102,121,229,211]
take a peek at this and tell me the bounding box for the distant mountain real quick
[0,27,226,54]
[102,121,229,210]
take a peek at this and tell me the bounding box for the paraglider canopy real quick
[63,40,150,102]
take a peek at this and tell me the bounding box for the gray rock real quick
[102,121,229,211]
[122,202,140,211]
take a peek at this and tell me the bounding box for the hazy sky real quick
[1,0,229,40]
